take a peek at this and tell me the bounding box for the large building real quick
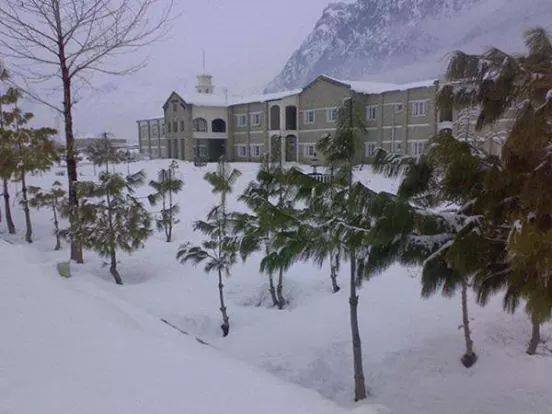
[138,73,491,163]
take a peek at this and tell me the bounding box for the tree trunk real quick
[276,268,286,310]
[54,3,82,264]
[166,180,172,243]
[349,250,367,401]
[527,317,541,355]
[52,204,61,251]
[110,248,123,285]
[20,171,32,243]
[268,270,279,307]
[218,268,230,336]
[460,279,477,368]
[105,189,122,285]
[330,252,341,293]
[3,179,16,234]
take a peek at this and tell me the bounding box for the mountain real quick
[265,0,552,92]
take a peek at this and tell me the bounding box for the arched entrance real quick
[285,135,297,162]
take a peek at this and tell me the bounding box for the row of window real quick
[365,141,426,157]
[165,118,227,134]
[366,101,428,121]
[235,113,263,128]
[236,144,263,158]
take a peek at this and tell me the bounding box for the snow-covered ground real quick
[2,160,551,414]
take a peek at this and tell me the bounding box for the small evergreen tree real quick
[84,133,125,175]
[75,171,152,285]
[1,88,58,243]
[0,66,16,234]
[177,158,241,337]
[236,157,298,309]
[443,27,552,355]
[317,98,369,401]
[368,133,486,368]
[28,181,66,250]
[148,161,183,242]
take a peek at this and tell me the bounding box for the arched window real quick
[285,106,297,130]
[270,106,281,130]
[212,119,226,133]
[193,118,208,132]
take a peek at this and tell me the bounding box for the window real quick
[180,120,185,132]
[411,141,425,156]
[212,119,226,133]
[172,102,178,112]
[327,107,338,122]
[394,142,402,154]
[395,103,404,113]
[366,143,376,157]
[167,122,171,133]
[237,145,247,157]
[172,121,178,134]
[236,114,247,128]
[411,101,428,117]
[251,113,262,127]
[193,118,207,132]
[270,106,281,130]
[304,110,315,124]
[304,144,316,157]
[250,144,262,157]
[152,125,159,138]
[366,105,377,121]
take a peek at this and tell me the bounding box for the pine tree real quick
[1,88,58,243]
[366,130,499,368]
[74,171,152,285]
[235,157,280,307]
[84,133,125,175]
[0,65,17,234]
[442,27,552,355]
[236,157,297,309]
[316,97,369,401]
[148,161,183,242]
[177,158,241,336]
[28,181,66,250]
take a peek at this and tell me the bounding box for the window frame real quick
[411,100,428,117]
[236,114,248,128]
[365,142,376,157]
[250,112,262,127]
[304,110,316,125]
[327,107,338,123]
[366,105,378,121]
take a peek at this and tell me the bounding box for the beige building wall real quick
[356,83,438,162]
[298,77,351,164]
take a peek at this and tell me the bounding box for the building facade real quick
[138,74,491,164]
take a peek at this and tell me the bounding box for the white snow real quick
[2,159,551,414]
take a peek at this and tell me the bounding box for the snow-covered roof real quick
[325,75,437,94]
[180,92,229,107]
[228,89,303,106]
[175,75,436,109]
[178,89,303,108]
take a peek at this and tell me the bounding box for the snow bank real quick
[0,242,377,414]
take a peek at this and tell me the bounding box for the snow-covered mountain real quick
[265,0,552,92]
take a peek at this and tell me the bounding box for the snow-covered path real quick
[2,160,551,414]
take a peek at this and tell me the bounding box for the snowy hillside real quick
[265,0,552,92]
[2,160,551,413]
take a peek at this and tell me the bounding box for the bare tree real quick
[0,0,173,262]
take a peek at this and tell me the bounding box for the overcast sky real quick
[60,0,333,141]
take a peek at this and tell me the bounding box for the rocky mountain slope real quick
[265,0,552,92]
